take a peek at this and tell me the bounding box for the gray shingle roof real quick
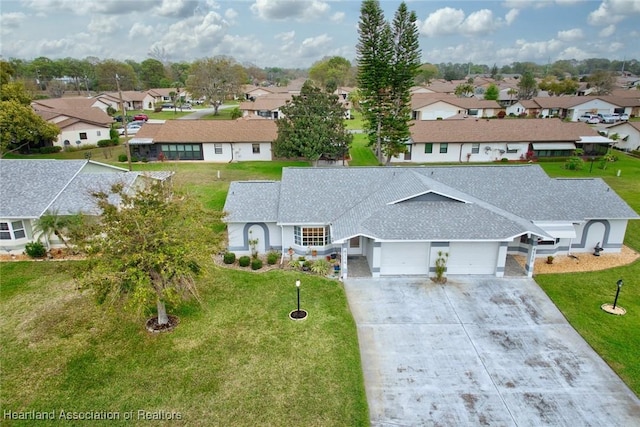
[224,165,638,243]
[0,160,166,219]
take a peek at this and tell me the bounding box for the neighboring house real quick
[32,97,112,114]
[411,94,502,120]
[605,121,640,152]
[238,93,292,119]
[527,96,640,121]
[0,159,172,254]
[146,88,188,108]
[32,103,114,149]
[129,119,277,162]
[223,166,638,278]
[243,85,277,100]
[392,118,606,163]
[506,100,542,117]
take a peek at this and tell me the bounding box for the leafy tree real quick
[273,80,352,166]
[186,57,247,115]
[490,63,499,79]
[33,211,83,251]
[0,81,33,104]
[1,60,15,85]
[0,100,60,156]
[587,70,616,95]
[309,56,354,91]
[484,83,499,100]
[415,63,439,85]
[139,59,167,89]
[539,76,579,95]
[94,60,137,91]
[454,83,474,97]
[74,180,220,328]
[517,71,538,100]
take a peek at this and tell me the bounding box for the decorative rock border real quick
[146,315,179,332]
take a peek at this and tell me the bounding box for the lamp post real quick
[613,279,623,310]
[289,279,307,320]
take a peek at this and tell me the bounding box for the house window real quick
[412,111,419,120]
[159,144,203,160]
[507,146,518,153]
[440,143,448,154]
[214,144,223,154]
[79,133,87,140]
[538,239,560,245]
[0,221,26,240]
[468,109,479,116]
[471,143,480,154]
[252,144,260,154]
[424,143,433,153]
[293,226,330,246]
[97,131,101,137]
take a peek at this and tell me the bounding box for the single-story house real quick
[392,118,608,163]
[411,94,502,120]
[129,118,277,162]
[0,159,172,254]
[605,121,640,152]
[527,96,640,121]
[238,93,292,119]
[223,166,638,278]
[32,101,115,149]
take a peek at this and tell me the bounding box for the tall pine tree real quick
[357,0,420,164]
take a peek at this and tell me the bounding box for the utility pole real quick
[115,74,132,171]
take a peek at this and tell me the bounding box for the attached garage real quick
[380,242,430,275]
[447,242,500,275]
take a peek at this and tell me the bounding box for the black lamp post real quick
[290,279,307,320]
[296,279,301,313]
[612,279,623,310]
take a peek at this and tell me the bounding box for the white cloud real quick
[298,34,332,58]
[154,0,196,17]
[250,0,329,21]
[420,7,465,37]
[557,46,590,61]
[505,9,519,25]
[129,22,155,39]
[331,11,345,23]
[588,1,624,25]
[557,28,583,42]
[88,15,120,35]
[599,24,615,37]
[225,8,238,21]
[0,12,27,35]
[275,31,295,42]
[420,7,501,37]
[461,9,498,35]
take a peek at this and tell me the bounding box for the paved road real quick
[344,276,640,426]
[177,105,234,120]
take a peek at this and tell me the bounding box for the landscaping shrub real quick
[500,157,509,162]
[97,139,113,147]
[24,241,46,258]
[251,258,263,270]
[266,251,279,265]
[223,252,236,264]
[497,111,506,119]
[311,259,331,275]
[118,154,128,162]
[565,157,584,170]
[238,256,251,267]
[38,146,62,154]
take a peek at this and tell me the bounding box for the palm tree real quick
[33,210,76,251]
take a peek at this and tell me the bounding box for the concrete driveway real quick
[344,276,640,426]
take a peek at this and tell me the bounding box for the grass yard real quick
[348,133,379,166]
[0,263,369,426]
[535,260,640,396]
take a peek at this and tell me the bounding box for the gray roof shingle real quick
[224,165,638,243]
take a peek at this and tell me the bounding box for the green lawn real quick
[348,133,379,166]
[0,263,369,426]
[345,110,364,131]
[535,261,640,396]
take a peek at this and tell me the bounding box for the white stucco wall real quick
[568,99,619,121]
[391,142,528,163]
[56,124,111,148]
[415,101,463,120]
[202,142,272,162]
[608,123,640,152]
[226,221,282,256]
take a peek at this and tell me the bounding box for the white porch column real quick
[525,239,538,278]
[496,242,508,277]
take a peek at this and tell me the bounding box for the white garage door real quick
[380,242,430,275]
[447,242,499,275]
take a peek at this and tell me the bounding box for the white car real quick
[586,116,600,124]
[600,114,617,124]
[619,113,629,121]
[118,124,142,136]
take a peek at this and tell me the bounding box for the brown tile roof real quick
[34,106,114,127]
[410,118,599,143]
[32,97,98,110]
[532,95,640,109]
[135,119,277,143]
[239,93,292,111]
[611,89,640,99]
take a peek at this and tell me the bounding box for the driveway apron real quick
[344,276,640,426]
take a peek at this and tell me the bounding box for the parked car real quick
[133,113,148,121]
[619,113,629,121]
[600,114,617,124]
[118,123,142,136]
[578,114,599,123]
[611,113,620,122]
[586,116,601,124]
[161,103,175,109]
[114,115,132,123]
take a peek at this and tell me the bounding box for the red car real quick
[133,114,149,121]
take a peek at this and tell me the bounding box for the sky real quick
[1,0,639,69]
